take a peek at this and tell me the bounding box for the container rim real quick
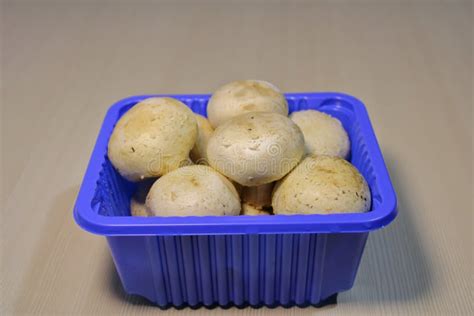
[73,92,397,236]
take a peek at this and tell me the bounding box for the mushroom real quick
[290,110,350,158]
[207,112,305,210]
[272,155,371,214]
[207,80,288,128]
[146,165,241,216]
[130,178,156,217]
[190,114,214,164]
[108,97,197,181]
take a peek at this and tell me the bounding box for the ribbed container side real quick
[107,232,368,308]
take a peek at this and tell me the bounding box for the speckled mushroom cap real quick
[290,110,350,158]
[107,97,198,181]
[207,112,305,187]
[207,80,288,128]
[146,165,241,216]
[272,156,371,214]
[190,114,214,164]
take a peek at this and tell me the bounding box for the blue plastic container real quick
[74,92,397,308]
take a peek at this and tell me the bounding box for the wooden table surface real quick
[1,0,472,315]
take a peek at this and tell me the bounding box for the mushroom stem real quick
[241,182,275,208]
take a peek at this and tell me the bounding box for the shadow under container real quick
[74,92,397,309]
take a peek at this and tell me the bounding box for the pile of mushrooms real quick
[107,80,371,217]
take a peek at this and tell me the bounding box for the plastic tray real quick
[74,92,397,308]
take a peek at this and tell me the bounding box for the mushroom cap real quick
[207,80,288,128]
[190,114,214,164]
[108,97,198,181]
[146,165,241,216]
[290,110,350,158]
[130,179,156,217]
[207,112,305,186]
[272,156,371,214]
[241,203,272,216]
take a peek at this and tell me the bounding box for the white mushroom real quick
[290,110,350,158]
[130,178,156,217]
[272,156,371,215]
[207,112,305,188]
[190,114,214,164]
[108,97,197,181]
[207,112,304,186]
[207,80,288,128]
[146,165,241,216]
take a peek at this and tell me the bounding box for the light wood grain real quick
[1,0,472,315]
